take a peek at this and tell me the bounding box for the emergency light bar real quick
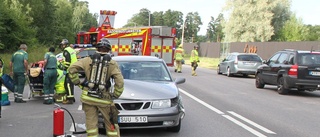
[73,44,93,48]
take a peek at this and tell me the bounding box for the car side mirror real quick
[262,60,267,64]
[222,58,227,62]
[175,78,186,85]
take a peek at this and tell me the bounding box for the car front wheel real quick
[255,73,265,88]
[217,66,222,75]
[277,77,289,95]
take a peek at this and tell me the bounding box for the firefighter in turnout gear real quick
[10,44,29,103]
[174,44,184,73]
[68,38,124,137]
[190,45,200,76]
[43,47,57,104]
[59,39,77,104]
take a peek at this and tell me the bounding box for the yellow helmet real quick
[178,44,183,48]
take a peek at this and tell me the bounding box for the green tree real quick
[277,14,309,41]
[305,25,320,41]
[125,8,151,27]
[72,1,91,34]
[184,12,203,43]
[163,10,183,40]
[222,0,291,42]
[1,0,36,51]
[207,14,224,42]
[152,11,164,26]
[53,0,74,43]
[270,0,292,41]
[20,0,56,45]
[123,9,183,41]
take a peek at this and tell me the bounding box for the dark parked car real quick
[98,56,186,132]
[217,52,263,77]
[255,49,320,94]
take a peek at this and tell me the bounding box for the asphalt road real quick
[1,65,320,137]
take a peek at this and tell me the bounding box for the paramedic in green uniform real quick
[43,47,57,104]
[10,44,29,103]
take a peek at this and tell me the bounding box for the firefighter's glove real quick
[80,79,89,88]
[62,61,70,68]
[197,60,200,63]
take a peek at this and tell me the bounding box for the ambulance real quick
[76,10,176,66]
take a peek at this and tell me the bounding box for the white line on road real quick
[179,88,276,136]
[228,111,276,134]
[222,115,267,137]
[179,88,224,114]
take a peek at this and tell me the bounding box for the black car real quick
[255,49,320,94]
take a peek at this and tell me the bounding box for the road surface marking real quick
[223,115,267,137]
[228,111,276,134]
[179,88,224,114]
[179,88,276,136]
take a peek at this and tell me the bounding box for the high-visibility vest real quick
[175,48,184,61]
[190,49,199,62]
[64,47,78,65]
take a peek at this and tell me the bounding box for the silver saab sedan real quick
[98,56,186,132]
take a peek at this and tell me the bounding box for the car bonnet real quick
[119,79,179,100]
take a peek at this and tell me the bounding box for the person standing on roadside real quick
[190,45,200,76]
[10,44,28,103]
[59,39,77,104]
[174,44,184,73]
[43,47,57,104]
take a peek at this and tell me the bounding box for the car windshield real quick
[298,53,320,65]
[118,61,172,81]
[237,55,262,62]
[77,49,96,58]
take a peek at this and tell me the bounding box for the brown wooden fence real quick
[183,41,320,60]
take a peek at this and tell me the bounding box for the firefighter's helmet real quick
[194,45,199,49]
[178,44,183,48]
[97,38,111,50]
[60,39,69,45]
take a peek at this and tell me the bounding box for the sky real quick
[82,0,320,35]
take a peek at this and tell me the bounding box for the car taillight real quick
[288,65,298,76]
[234,59,238,64]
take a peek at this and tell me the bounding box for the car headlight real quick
[152,99,171,108]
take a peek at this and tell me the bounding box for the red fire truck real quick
[76,10,176,66]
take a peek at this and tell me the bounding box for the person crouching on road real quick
[68,38,124,137]
[43,47,57,104]
[174,44,184,73]
[10,44,29,103]
[190,45,200,76]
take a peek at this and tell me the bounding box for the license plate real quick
[118,116,148,123]
[243,62,254,65]
[309,71,320,76]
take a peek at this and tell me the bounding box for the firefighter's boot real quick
[191,68,197,76]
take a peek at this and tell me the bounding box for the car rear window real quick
[298,53,320,65]
[237,55,262,62]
